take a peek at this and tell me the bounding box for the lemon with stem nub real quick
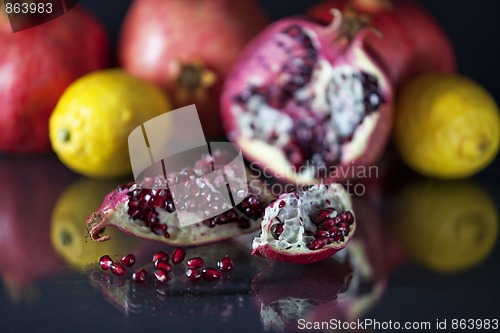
[49,69,171,178]
[394,74,500,179]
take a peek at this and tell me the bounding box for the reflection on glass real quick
[50,178,141,271]
[393,179,498,273]
[0,156,73,303]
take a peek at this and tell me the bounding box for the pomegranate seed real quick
[119,254,136,267]
[202,267,222,281]
[185,268,202,282]
[332,234,344,243]
[337,221,350,235]
[270,223,284,239]
[132,269,148,283]
[321,218,336,230]
[99,255,113,270]
[308,238,328,250]
[328,226,340,236]
[154,268,170,282]
[155,258,172,272]
[278,200,286,208]
[110,263,126,276]
[152,251,169,263]
[314,230,329,238]
[217,256,234,272]
[340,211,354,224]
[171,247,186,264]
[186,257,204,269]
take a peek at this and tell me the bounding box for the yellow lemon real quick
[393,180,498,273]
[394,74,500,178]
[51,178,141,271]
[49,69,171,178]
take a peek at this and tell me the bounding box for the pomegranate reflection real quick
[0,156,73,302]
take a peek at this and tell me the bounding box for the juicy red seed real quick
[132,269,148,283]
[308,238,328,250]
[328,226,340,236]
[314,230,329,238]
[99,255,113,270]
[154,268,170,282]
[171,247,186,264]
[338,221,350,235]
[271,223,284,239]
[186,257,205,269]
[341,211,354,224]
[152,251,169,263]
[185,268,202,282]
[119,254,136,267]
[155,258,172,272]
[217,256,234,272]
[332,234,344,243]
[110,263,126,276]
[322,218,336,230]
[202,267,222,281]
[278,200,286,208]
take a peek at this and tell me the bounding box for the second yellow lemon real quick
[394,74,500,179]
[49,69,171,178]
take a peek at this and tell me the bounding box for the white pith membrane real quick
[225,18,389,184]
[87,164,273,246]
[252,183,355,256]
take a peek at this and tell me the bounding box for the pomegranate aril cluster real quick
[308,208,354,250]
[121,166,265,233]
[98,248,235,285]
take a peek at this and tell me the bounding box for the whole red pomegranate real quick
[0,7,109,154]
[221,12,393,184]
[308,0,456,87]
[118,0,270,139]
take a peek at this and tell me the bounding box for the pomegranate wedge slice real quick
[252,183,355,264]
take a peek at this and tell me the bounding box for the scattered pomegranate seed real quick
[99,255,113,270]
[132,269,148,283]
[171,247,186,264]
[155,258,172,272]
[110,263,126,276]
[152,251,169,263]
[185,268,202,282]
[217,256,234,272]
[186,257,204,269]
[154,268,170,282]
[120,254,136,267]
[202,267,222,281]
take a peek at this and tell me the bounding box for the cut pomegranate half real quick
[252,184,355,264]
[86,151,273,246]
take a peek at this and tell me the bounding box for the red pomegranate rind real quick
[252,184,355,264]
[308,0,456,87]
[221,13,393,185]
[86,160,274,246]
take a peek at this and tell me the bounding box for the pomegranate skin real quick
[252,244,342,265]
[0,8,109,154]
[119,0,270,139]
[221,16,393,185]
[308,0,456,87]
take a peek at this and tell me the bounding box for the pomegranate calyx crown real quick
[327,8,380,47]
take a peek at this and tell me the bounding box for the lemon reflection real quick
[393,179,498,273]
[51,178,141,271]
